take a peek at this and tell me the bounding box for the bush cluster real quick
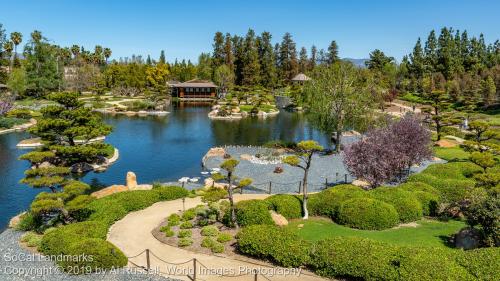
[201,237,225,253]
[308,185,367,219]
[370,187,423,223]
[226,200,274,227]
[337,198,400,230]
[237,225,499,280]
[265,194,302,219]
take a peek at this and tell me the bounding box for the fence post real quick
[193,258,197,281]
[298,181,302,194]
[146,249,150,271]
[325,178,328,189]
[254,269,258,281]
[268,181,272,194]
[335,172,339,183]
[240,186,243,194]
[344,174,348,183]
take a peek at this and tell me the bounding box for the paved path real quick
[108,195,327,281]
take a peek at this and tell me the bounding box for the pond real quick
[0,104,330,231]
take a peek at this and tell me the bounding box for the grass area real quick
[434,146,470,161]
[238,104,277,113]
[287,217,466,249]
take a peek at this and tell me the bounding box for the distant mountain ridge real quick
[342,58,368,68]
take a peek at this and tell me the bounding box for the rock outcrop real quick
[126,171,138,189]
[270,210,288,226]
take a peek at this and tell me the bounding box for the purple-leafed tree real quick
[389,115,433,171]
[0,98,13,116]
[343,114,432,188]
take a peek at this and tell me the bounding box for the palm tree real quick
[103,48,112,64]
[31,30,42,43]
[10,32,22,69]
[70,44,80,63]
[3,41,13,71]
[94,45,103,65]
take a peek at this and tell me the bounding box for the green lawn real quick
[434,146,470,161]
[287,217,466,249]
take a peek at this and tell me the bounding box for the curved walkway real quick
[108,195,327,281]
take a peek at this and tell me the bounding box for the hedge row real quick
[39,185,188,273]
[237,224,500,280]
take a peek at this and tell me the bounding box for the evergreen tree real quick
[212,31,225,68]
[326,40,339,65]
[257,31,277,88]
[310,45,317,69]
[482,76,497,106]
[197,53,213,80]
[223,33,234,70]
[146,55,152,65]
[365,49,394,71]
[159,50,166,64]
[299,47,309,73]
[409,38,425,80]
[278,32,298,83]
[241,29,260,86]
[424,30,438,72]
[437,27,459,79]
[23,30,62,97]
[232,35,244,85]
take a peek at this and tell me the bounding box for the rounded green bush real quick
[455,247,500,280]
[39,221,108,256]
[217,232,232,243]
[167,213,180,226]
[370,187,423,223]
[265,194,302,219]
[58,238,127,273]
[408,174,475,203]
[309,237,400,280]
[201,237,216,248]
[230,200,273,227]
[201,225,219,236]
[210,241,225,253]
[153,185,189,200]
[413,191,439,216]
[164,229,175,237]
[63,181,91,199]
[308,185,368,219]
[177,229,192,238]
[180,221,193,229]
[338,198,399,230]
[182,209,196,221]
[178,237,194,247]
[66,195,95,221]
[398,182,439,195]
[237,225,309,267]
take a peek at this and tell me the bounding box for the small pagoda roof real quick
[172,79,218,88]
[291,73,311,81]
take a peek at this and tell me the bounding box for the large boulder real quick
[70,162,94,173]
[126,171,137,189]
[270,210,288,226]
[454,227,481,250]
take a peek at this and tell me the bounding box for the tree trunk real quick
[302,154,312,220]
[335,130,342,152]
[227,173,238,228]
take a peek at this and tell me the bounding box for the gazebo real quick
[291,73,311,84]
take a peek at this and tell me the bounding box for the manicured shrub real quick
[167,213,180,226]
[182,209,196,221]
[201,225,219,236]
[201,237,216,248]
[87,198,128,227]
[231,200,273,227]
[58,238,127,273]
[180,221,193,229]
[408,173,475,203]
[338,198,399,230]
[265,194,302,219]
[398,181,439,195]
[21,232,43,248]
[111,190,160,212]
[309,237,400,280]
[153,185,188,200]
[217,232,232,243]
[413,191,440,216]
[15,212,42,232]
[370,187,423,223]
[63,181,91,200]
[237,225,309,267]
[455,247,500,280]
[396,247,473,280]
[178,229,192,238]
[65,195,95,221]
[211,241,225,253]
[445,162,483,178]
[308,185,367,219]
[39,221,108,256]
[178,237,194,247]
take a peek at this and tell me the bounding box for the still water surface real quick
[0,104,329,231]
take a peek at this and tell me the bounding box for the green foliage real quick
[210,241,225,253]
[237,224,310,267]
[0,116,26,129]
[201,225,219,236]
[229,199,273,227]
[216,232,232,243]
[456,248,500,280]
[65,195,94,221]
[30,198,64,214]
[15,212,42,231]
[180,221,193,229]
[220,158,239,172]
[370,187,423,223]
[338,198,399,230]
[308,185,367,219]
[177,229,192,238]
[62,180,90,200]
[153,185,189,200]
[18,151,55,164]
[201,187,227,203]
[21,232,43,248]
[201,237,216,248]
[464,191,500,247]
[178,237,194,247]
[167,213,181,226]
[181,209,196,221]
[470,151,496,170]
[413,191,440,216]
[57,238,127,274]
[398,181,439,195]
[265,194,302,219]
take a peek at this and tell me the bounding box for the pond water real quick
[0,104,330,231]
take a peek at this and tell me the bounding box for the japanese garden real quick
[0,2,499,281]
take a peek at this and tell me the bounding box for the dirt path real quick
[107,195,327,281]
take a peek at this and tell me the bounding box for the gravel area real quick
[203,145,446,194]
[0,229,177,281]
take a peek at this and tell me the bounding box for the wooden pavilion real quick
[169,79,218,100]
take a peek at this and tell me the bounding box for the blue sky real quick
[1,0,499,62]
